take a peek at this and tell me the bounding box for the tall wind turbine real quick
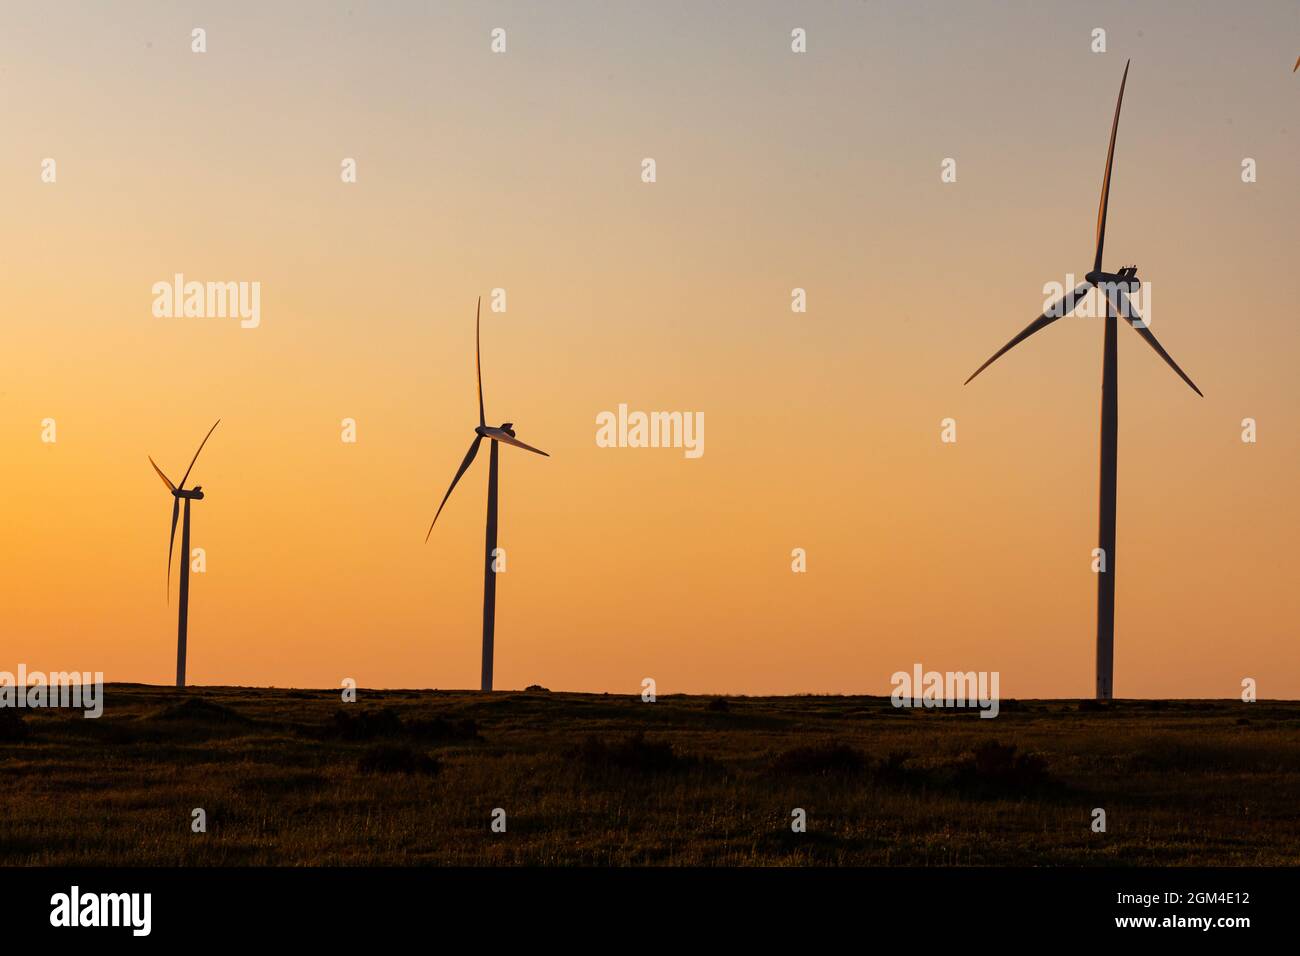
[426,299,548,692]
[148,420,220,689]
[964,61,1201,701]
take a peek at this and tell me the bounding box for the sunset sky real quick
[2,0,1297,697]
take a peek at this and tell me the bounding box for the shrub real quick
[357,745,441,776]
[404,716,479,742]
[770,743,868,776]
[575,732,697,773]
[329,708,477,743]
[330,708,403,740]
[877,749,914,778]
[0,710,29,742]
[151,697,249,724]
[959,741,1051,790]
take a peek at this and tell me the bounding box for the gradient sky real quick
[2,1,1297,697]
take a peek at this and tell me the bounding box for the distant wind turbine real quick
[149,420,220,689]
[426,299,548,692]
[964,61,1202,701]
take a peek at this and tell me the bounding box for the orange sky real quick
[2,1,1297,697]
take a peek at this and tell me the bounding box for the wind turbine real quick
[964,61,1202,701]
[148,420,220,689]
[426,299,548,692]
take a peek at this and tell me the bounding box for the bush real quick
[330,708,403,740]
[959,741,1051,790]
[575,732,698,773]
[877,750,914,778]
[329,708,477,743]
[0,710,29,742]
[706,697,730,712]
[770,743,868,776]
[150,697,249,724]
[404,716,479,742]
[357,745,441,776]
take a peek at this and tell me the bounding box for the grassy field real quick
[1,686,1297,866]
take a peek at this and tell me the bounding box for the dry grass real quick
[1,686,1296,866]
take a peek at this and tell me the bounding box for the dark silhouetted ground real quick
[1,686,1296,865]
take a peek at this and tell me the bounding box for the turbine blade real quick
[494,433,549,457]
[476,298,485,427]
[964,283,1092,385]
[167,497,180,604]
[1094,59,1131,273]
[149,456,177,492]
[1101,285,1203,397]
[179,419,221,489]
[426,436,483,541]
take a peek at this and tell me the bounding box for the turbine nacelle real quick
[172,487,205,500]
[1085,266,1140,288]
[476,423,517,439]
